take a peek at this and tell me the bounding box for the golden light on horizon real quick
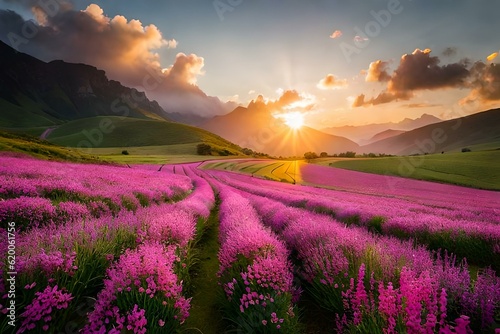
[282,112,304,130]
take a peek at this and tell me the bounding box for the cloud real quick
[329,30,342,39]
[461,62,500,104]
[353,48,470,107]
[317,74,347,90]
[487,52,498,62]
[351,94,366,108]
[272,90,302,109]
[0,4,234,116]
[402,103,441,108]
[354,35,369,42]
[249,90,316,114]
[162,53,204,86]
[352,91,412,107]
[365,60,390,82]
[389,49,470,91]
[442,47,457,58]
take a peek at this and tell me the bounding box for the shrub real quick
[304,152,318,160]
[196,143,212,155]
[121,150,129,155]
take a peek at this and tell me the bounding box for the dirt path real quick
[184,198,224,334]
[40,127,57,140]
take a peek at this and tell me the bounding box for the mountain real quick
[322,114,442,144]
[0,40,169,128]
[360,129,407,145]
[0,40,247,156]
[398,113,442,129]
[202,101,358,157]
[361,109,500,155]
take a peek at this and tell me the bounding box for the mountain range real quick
[0,40,171,128]
[0,41,244,155]
[361,108,500,155]
[201,101,359,156]
[1,40,498,157]
[322,113,442,144]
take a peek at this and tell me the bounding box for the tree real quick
[196,143,212,155]
[339,151,356,158]
[320,152,328,158]
[242,148,254,156]
[304,152,318,160]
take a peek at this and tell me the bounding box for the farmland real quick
[1,155,499,333]
[328,150,500,191]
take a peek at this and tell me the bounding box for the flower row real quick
[208,170,500,270]
[214,182,299,333]
[1,163,215,333]
[236,186,499,333]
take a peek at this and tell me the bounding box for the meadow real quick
[328,150,500,191]
[1,155,499,333]
[203,159,303,184]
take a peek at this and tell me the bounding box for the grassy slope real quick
[47,116,243,154]
[329,150,500,190]
[0,131,100,162]
[203,160,303,184]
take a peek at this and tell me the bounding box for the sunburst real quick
[283,112,304,130]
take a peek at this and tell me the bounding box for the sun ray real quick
[282,112,304,130]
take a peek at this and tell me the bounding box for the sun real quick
[283,112,304,130]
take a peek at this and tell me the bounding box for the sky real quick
[1,0,499,127]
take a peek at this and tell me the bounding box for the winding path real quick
[39,127,57,140]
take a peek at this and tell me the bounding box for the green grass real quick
[203,160,303,184]
[99,154,238,164]
[0,129,243,165]
[184,198,224,334]
[0,97,60,128]
[47,116,244,155]
[0,130,100,162]
[328,150,500,190]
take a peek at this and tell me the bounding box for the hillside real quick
[0,130,100,162]
[0,40,247,158]
[0,40,169,129]
[202,102,358,157]
[361,129,406,145]
[322,114,441,143]
[329,150,500,190]
[362,108,500,155]
[46,116,244,155]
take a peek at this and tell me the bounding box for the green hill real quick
[47,116,245,156]
[362,108,500,155]
[0,40,245,161]
[329,150,500,190]
[0,131,100,162]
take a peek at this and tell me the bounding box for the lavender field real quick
[1,155,499,333]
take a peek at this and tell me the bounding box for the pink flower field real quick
[1,156,499,333]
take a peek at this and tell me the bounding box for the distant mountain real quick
[361,109,500,155]
[398,114,442,129]
[0,40,170,128]
[360,129,407,145]
[322,114,442,144]
[202,101,358,156]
